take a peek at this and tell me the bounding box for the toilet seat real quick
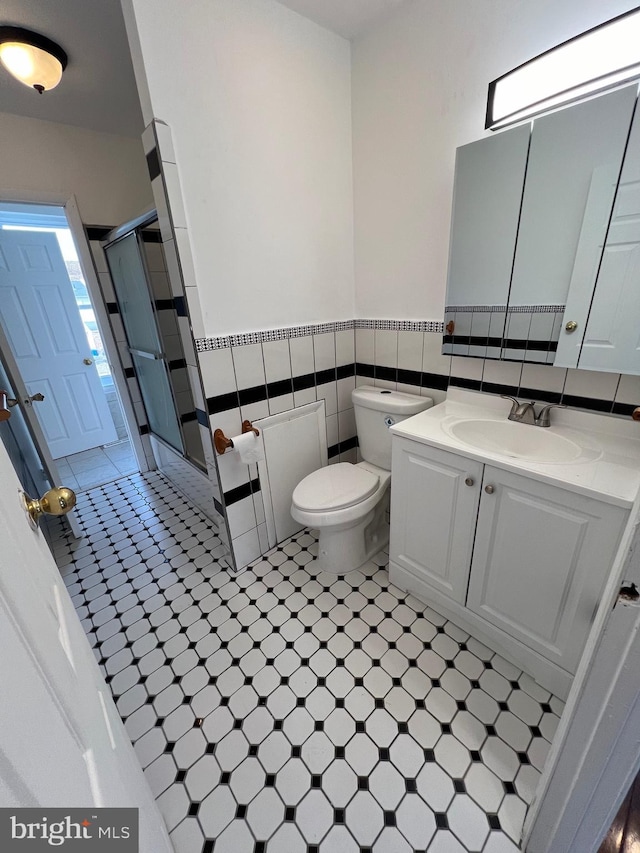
[292,463,379,512]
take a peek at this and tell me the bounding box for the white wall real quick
[125,0,355,337]
[0,112,153,226]
[352,0,640,321]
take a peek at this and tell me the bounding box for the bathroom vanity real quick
[389,390,640,698]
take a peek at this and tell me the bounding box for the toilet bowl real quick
[291,386,432,573]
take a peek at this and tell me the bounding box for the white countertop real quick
[391,389,640,508]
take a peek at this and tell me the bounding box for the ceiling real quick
[0,0,408,139]
[0,0,143,137]
[277,0,409,39]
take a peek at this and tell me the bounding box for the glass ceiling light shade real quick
[0,26,67,93]
[486,6,640,130]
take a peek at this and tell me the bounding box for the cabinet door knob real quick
[465,477,474,487]
[485,484,495,494]
[565,320,578,333]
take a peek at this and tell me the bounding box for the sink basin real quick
[447,419,583,463]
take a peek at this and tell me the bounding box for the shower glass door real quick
[105,233,183,453]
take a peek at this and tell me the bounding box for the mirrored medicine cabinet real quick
[443,83,640,375]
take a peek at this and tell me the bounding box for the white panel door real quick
[0,441,172,852]
[390,438,482,604]
[467,466,627,674]
[0,230,117,457]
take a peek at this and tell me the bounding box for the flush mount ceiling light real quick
[0,26,67,93]
[486,6,640,130]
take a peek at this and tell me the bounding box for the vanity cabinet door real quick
[467,466,627,674]
[390,438,482,604]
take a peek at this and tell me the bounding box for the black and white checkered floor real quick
[53,471,563,853]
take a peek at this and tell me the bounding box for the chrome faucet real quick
[501,395,566,428]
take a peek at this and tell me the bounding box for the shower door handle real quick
[128,347,164,360]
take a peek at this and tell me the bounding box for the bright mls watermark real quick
[0,809,138,851]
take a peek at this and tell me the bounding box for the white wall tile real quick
[338,409,356,442]
[482,360,522,388]
[163,163,188,229]
[154,121,176,164]
[615,374,640,405]
[226,496,257,539]
[294,387,316,407]
[289,336,315,377]
[563,369,619,401]
[269,394,294,415]
[317,382,338,416]
[240,400,270,423]
[325,414,338,448]
[520,363,566,395]
[450,356,483,382]
[422,333,451,376]
[232,344,265,389]
[263,340,292,384]
[210,409,242,444]
[398,331,423,372]
[233,528,261,570]
[174,228,197,289]
[163,239,184,298]
[336,329,355,366]
[355,328,374,364]
[217,449,250,492]
[313,332,336,372]
[199,348,236,397]
[337,376,356,412]
[375,330,398,368]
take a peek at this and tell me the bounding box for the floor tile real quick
[53,471,563,853]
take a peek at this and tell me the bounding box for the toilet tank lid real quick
[292,463,379,512]
[352,385,432,414]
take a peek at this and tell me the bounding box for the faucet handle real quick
[535,402,566,428]
[500,394,520,415]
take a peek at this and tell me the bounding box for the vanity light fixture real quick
[0,26,67,93]
[486,6,640,129]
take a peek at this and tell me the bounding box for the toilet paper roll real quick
[232,430,264,464]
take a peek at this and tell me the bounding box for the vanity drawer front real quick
[467,466,627,673]
[390,438,482,604]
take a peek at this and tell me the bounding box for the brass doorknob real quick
[565,320,578,333]
[83,357,93,365]
[21,486,77,529]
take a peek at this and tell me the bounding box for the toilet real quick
[291,386,432,573]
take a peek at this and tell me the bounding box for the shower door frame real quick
[102,211,189,462]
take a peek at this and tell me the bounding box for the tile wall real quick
[198,325,358,572]
[354,324,640,417]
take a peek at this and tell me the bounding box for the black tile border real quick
[146,147,161,182]
[328,435,359,459]
[205,359,628,424]
[195,409,209,427]
[224,478,261,506]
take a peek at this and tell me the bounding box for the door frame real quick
[0,189,149,479]
[64,195,148,473]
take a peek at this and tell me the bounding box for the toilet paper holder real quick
[214,420,260,454]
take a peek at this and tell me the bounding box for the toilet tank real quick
[352,386,432,470]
